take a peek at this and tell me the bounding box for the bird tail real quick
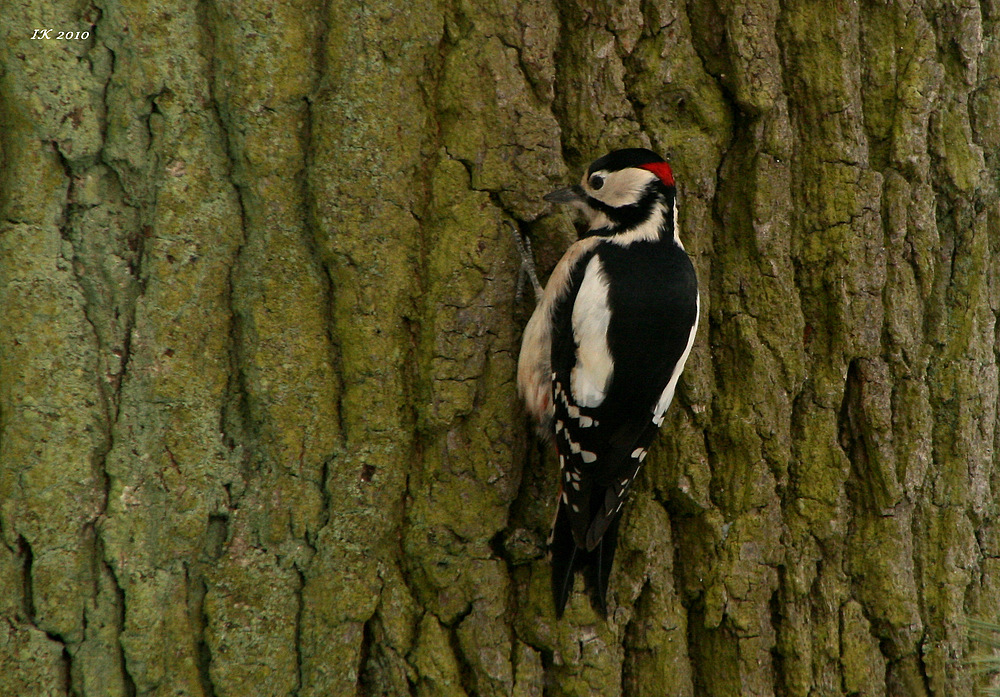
[550,503,578,618]
[550,504,621,618]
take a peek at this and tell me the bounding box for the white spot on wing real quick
[581,450,597,463]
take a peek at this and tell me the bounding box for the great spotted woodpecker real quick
[515,148,699,617]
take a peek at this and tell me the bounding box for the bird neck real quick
[589,196,678,248]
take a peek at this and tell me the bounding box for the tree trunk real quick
[1,0,998,695]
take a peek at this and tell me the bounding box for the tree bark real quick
[1,0,998,695]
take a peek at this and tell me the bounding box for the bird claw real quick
[506,220,542,303]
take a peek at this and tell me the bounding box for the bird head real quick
[545,148,676,238]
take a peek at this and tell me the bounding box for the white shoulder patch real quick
[570,255,614,407]
[517,236,603,426]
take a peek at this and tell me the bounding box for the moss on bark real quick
[1,0,999,695]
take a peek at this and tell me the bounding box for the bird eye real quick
[589,174,605,190]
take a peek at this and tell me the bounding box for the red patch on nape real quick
[638,161,675,187]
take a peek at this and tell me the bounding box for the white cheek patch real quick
[609,205,664,247]
[570,255,614,408]
[585,168,658,208]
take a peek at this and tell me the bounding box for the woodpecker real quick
[515,148,699,617]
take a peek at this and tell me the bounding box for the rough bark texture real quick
[1,0,999,695]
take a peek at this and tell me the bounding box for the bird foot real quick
[506,221,543,303]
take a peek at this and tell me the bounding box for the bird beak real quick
[544,185,585,204]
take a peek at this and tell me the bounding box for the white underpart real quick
[587,210,612,230]
[652,292,700,426]
[517,237,603,425]
[570,255,613,407]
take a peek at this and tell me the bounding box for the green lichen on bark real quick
[1,0,999,695]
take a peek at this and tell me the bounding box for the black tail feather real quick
[586,514,620,617]
[550,504,578,618]
[550,505,621,618]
